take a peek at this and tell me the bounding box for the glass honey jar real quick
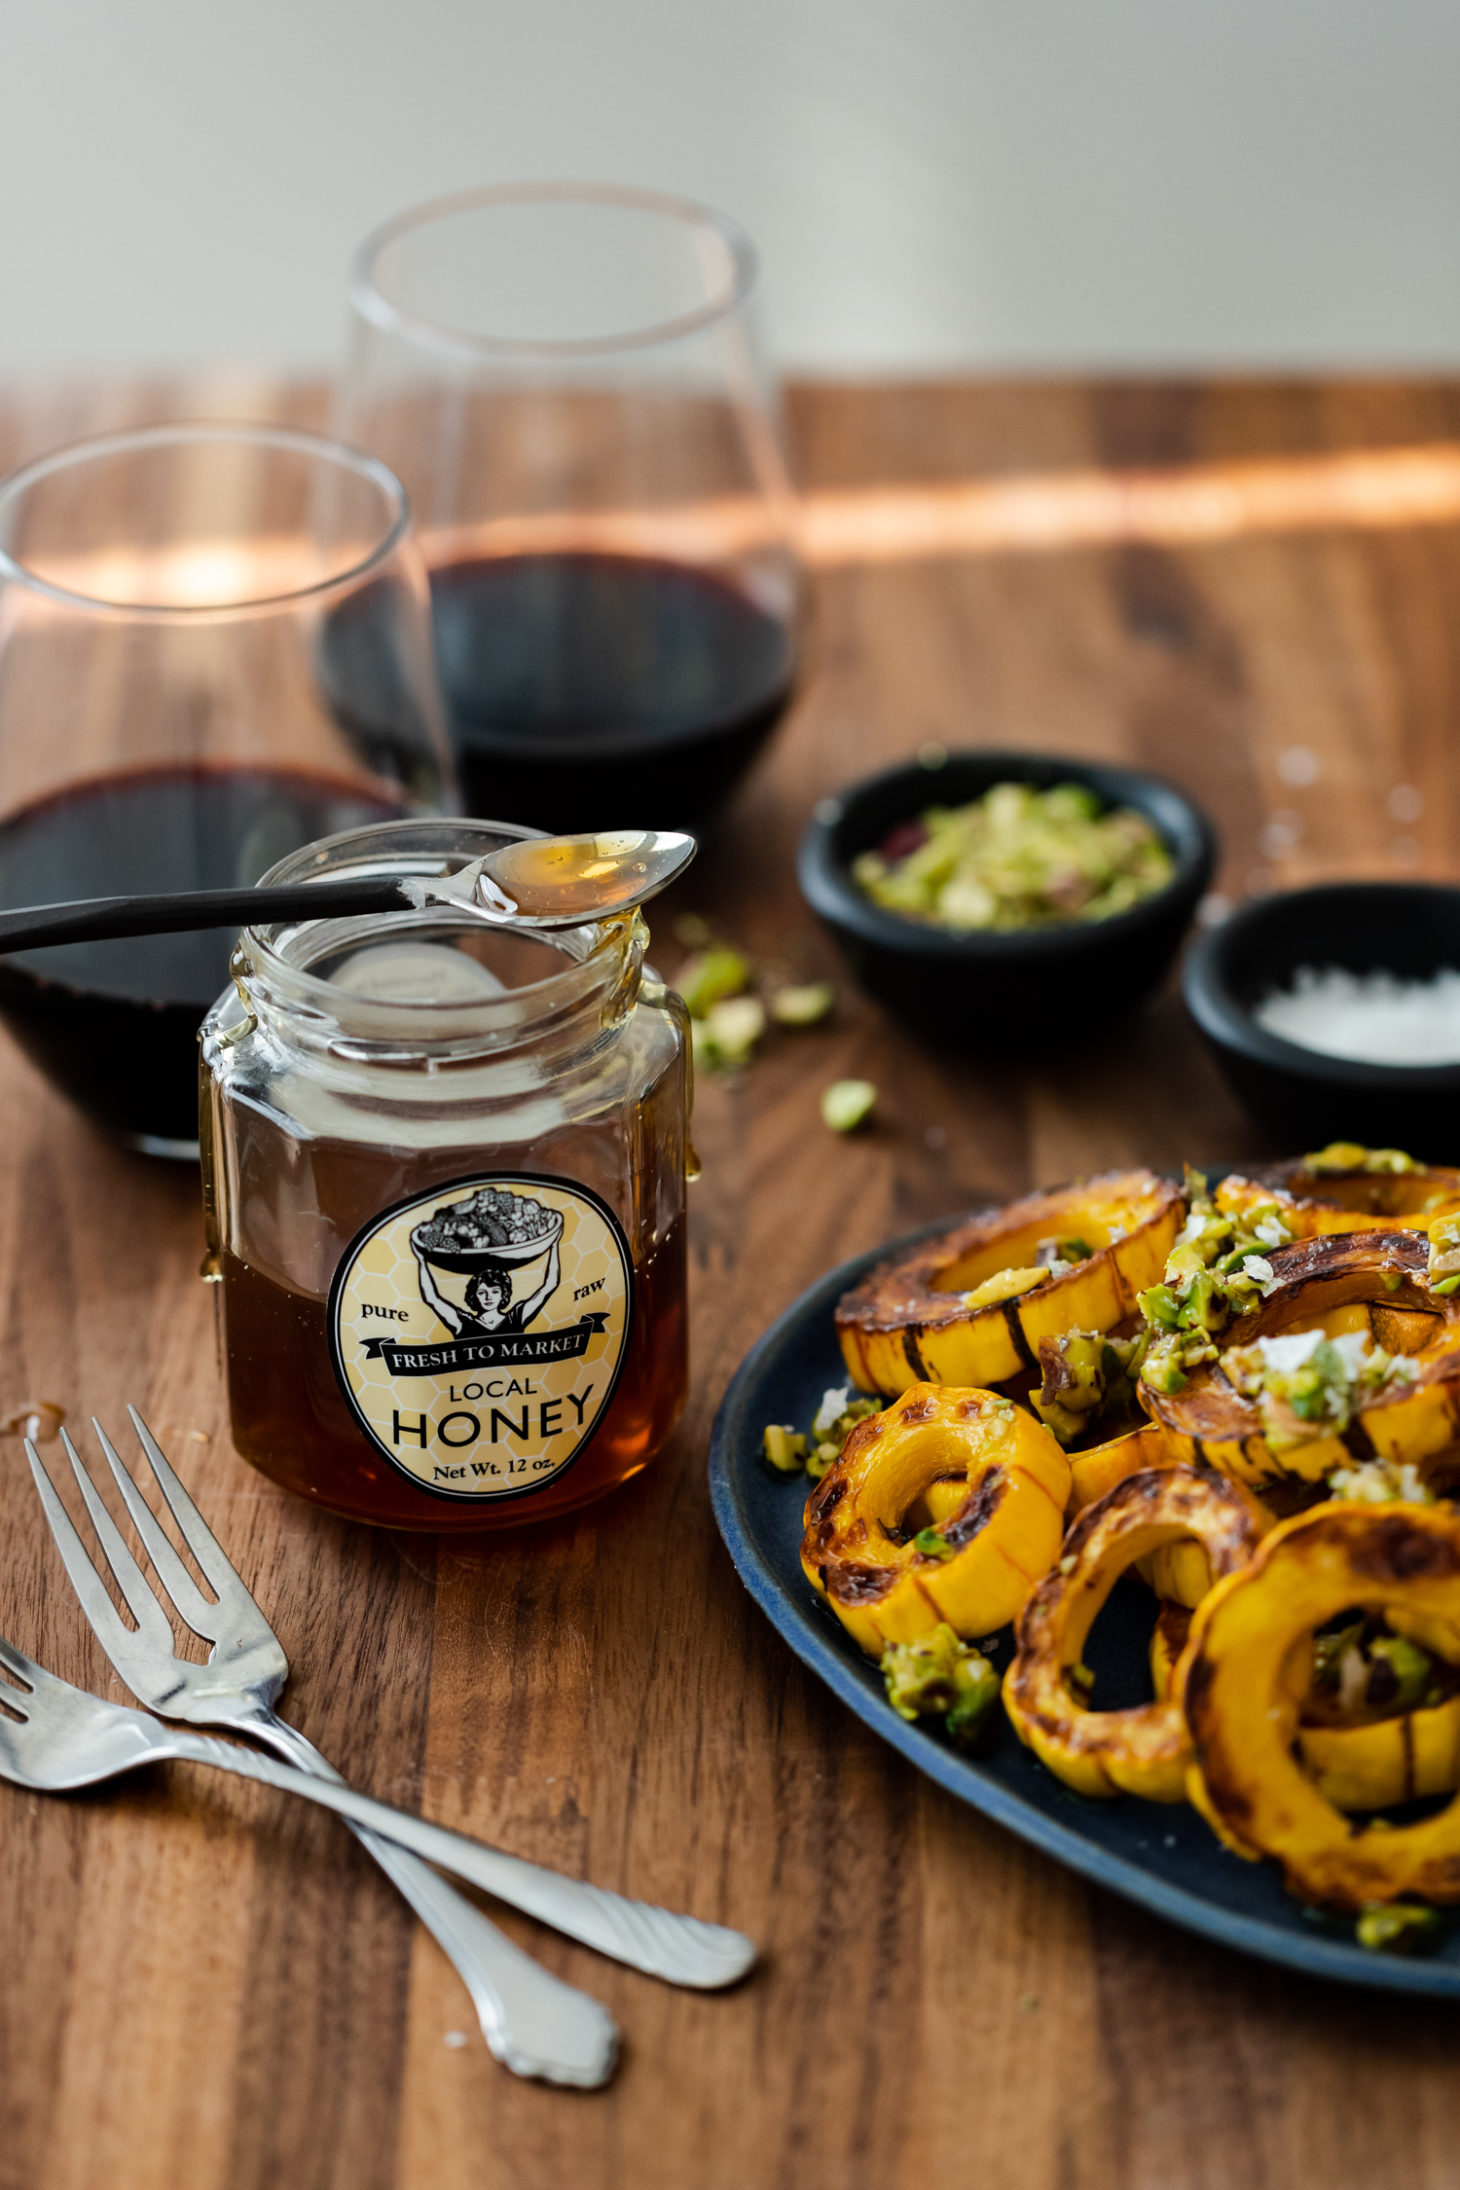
[200,817,690,1529]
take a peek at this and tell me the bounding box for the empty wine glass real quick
[334,182,802,834]
[0,422,454,1156]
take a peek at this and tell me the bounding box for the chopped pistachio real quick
[821,1079,877,1134]
[763,1388,879,1479]
[964,1265,1049,1310]
[677,946,751,1018]
[1429,1211,1460,1293]
[945,1657,1001,1749]
[1226,1328,1415,1454]
[1139,1284,1185,1331]
[1328,1456,1434,1506]
[812,1385,853,1437]
[768,980,835,1028]
[1306,1142,1419,1177]
[913,1526,956,1561]
[1368,1634,1435,1712]
[761,1424,808,1473]
[881,1623,999,1748]
[852,779,1174,932]
[1140,1334,1190,1394]
[1036,1233,1092,1268]
[1312,1619,1365,1689]
[1140,1173,1296,1383]
[702,995,766,1068]
[1033,1327,1146,1445]
[1355,1903,1443,1954]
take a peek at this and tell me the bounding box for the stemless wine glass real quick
[0,422,454,1157]
[335,182,802,834]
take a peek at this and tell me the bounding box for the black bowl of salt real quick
[1183,882,1460,1160]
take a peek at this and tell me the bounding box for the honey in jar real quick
[200,818,689,1529]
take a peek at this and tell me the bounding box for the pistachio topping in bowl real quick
[852,780,1175,934]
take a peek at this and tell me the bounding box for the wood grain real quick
[4,375,1460,2190]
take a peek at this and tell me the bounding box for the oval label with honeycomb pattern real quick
[327,1172,633,1501]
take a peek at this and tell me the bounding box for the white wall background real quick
[5,0,1460,379]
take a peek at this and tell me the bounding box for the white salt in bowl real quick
[1183,882,1460,1160]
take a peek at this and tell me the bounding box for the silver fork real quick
[27,1419,756,2042]
[0,1626,618,2084]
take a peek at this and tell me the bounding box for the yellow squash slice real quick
[835,1170,1182,1399]
[1150,1599,1460,1812]
[1003,1466,1261,1802]
[1069,1421,1194,1510]
[1217,1155,1460,1238]
[1179,1502,1460,1906]
[800,1382,1070,1655]
[1142,1230,1459,1488]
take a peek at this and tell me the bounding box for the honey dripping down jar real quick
[200,817,690,1530]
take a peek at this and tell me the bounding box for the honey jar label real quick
[328,1173,633,1501]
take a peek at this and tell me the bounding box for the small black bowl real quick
[1184,882,1460,1160]
[796,749,1216,1047]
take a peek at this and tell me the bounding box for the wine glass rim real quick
[0,420,416,618]
[350,181,759,359]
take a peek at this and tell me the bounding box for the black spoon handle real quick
[0,875,417,955]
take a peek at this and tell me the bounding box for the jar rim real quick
[240,815,633,1045]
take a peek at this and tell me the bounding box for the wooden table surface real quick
[5,375,1460,2190]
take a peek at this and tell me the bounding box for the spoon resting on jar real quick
[0,829,697,954]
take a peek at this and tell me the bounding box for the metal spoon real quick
[0,829,697,956]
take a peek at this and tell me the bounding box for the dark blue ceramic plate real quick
[708,1223,1460,1996]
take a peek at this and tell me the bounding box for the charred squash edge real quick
[1003,1465,1261,1803]
[1179,1502,1460,1906]
[834,1168,1182,1401]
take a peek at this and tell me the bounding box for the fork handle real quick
[170,1724,756,1990]
[229,1714,616,2088]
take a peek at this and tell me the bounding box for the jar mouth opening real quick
[243,816,630,1031]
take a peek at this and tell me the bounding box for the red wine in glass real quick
[0,766,405,1151]
[320,549,798,835]
[335,187,803,834]
[0,423,455,1154]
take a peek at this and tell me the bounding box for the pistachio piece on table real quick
[821,1079,877,1134]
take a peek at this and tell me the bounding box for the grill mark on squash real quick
[1348,1514,1460,1582]
[943,1467,1007,1549]
[1024,1467,1070,1518]
[824,1561,898,1606]
[1402,1709,1416,1804]
[806,1476,847,1526]
[1002,1302,1037,1370]
[902,1328,930,1381]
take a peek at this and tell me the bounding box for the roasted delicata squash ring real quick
[835,1170,1182,1399]
[1141,1230,1460,1488]
[1180,1502,1460,1906]
[1216,1155,1460,1238]
[1069,1421,1253,1606]
[1004,1467,1261,1802]
[800,1382,1071,1655]
[1149,1599,1460,1812]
